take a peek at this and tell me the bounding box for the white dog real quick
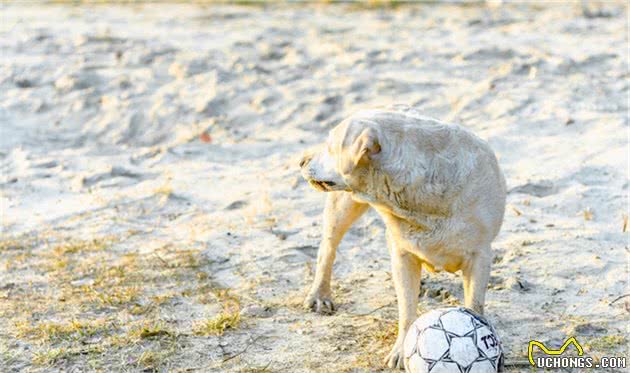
[299,106,506,369]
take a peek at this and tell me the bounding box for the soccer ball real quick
[403,307,504,373]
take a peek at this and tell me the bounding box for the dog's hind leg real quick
[462,248,492,315]
[304,191,368,314]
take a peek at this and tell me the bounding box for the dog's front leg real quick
[462,248,492,315]
[305,192,368,314]
[385,237,422,369]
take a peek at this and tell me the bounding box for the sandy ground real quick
[0,2,628,372]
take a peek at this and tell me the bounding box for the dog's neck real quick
[350,188,446,233]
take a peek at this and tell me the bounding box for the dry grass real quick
[583,207,594,221]
[193,299,241,336]
[32,347,70,366]
[584,335,627,351]
[129,320,174,340]
[0,235,38,251]
[15,318,112,342]
[340,318,399,370]
[52,238,110,255]
[136,348,175,370]
[0,232,240,370]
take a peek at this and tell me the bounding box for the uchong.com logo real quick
[528,337,627,369]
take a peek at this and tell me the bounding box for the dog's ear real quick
[341,128,381,174]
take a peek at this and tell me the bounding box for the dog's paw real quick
[383,340,405,370]
[303,291,335,315]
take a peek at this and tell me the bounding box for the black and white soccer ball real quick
[403,307,504,373]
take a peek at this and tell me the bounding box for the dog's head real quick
[299,115,381,192]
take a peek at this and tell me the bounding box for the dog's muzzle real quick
[310,180,336,190]
[300,155,337,192]
[299,154,312,168]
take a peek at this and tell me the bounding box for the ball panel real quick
[412,309,444,331]
[418,327,449,361]
[439,309,475,336]
[430,361,462,373]
[404,325,420,358]
[449,336,480,368]
[475,325,501,359]
[407,353,430,373]
[468,359,497,373]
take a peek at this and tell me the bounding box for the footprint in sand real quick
[509,180,557,198]
[72,166,154,190]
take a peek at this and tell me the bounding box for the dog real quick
[299,106,506,369]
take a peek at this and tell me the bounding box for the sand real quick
[0,2,628,372]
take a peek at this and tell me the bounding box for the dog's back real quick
[349,107,506,244]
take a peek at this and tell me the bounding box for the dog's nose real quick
[299,155,312,168]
